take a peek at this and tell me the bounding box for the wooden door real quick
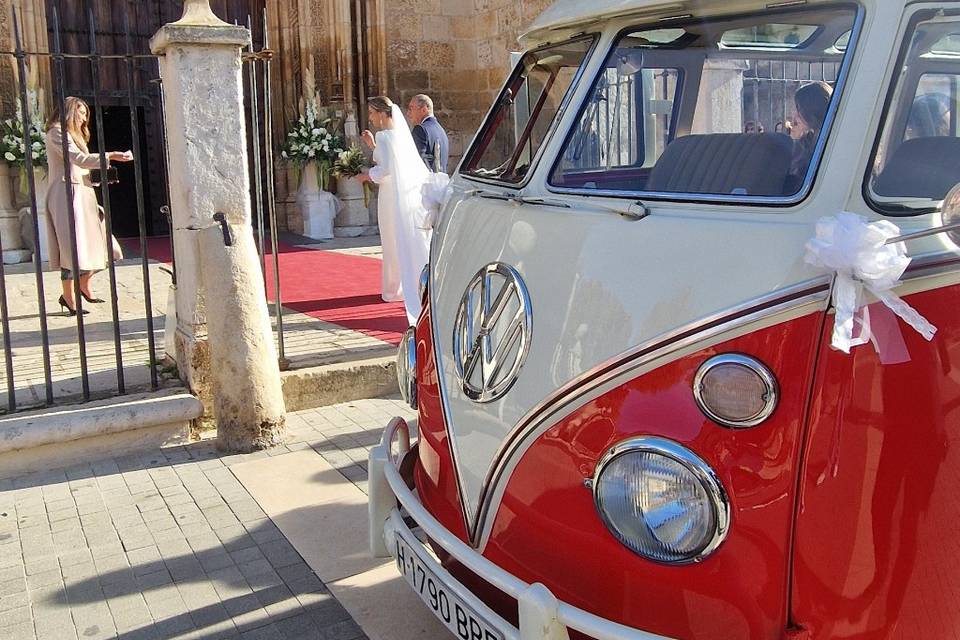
[46,0,266,237]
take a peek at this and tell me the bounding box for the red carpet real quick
[263,245,406,345]
[119,236,173,264]
[122,236,406,345]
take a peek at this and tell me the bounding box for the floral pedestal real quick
[297,162,341,240]
[334,175,376,237]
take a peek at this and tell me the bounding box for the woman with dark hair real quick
[356,96,431,324]
[789,81,833,189]
[45,97,132,315]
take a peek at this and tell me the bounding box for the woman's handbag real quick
[89,166,119,187]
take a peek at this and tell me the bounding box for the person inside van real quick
[906,93,951,140]
[787,81,833,192]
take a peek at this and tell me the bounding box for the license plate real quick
[395,533,504,640]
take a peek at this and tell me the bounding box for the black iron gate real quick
[0,6,163,413]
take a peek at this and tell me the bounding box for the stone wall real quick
[0,3,13,118]
[382,0,552,167]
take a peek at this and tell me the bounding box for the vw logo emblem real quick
[453,263,532,403]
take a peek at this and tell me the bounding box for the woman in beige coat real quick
[45,97,132,315]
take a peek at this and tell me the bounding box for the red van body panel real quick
[791,284,960,639]
[416,308,825,639]
[415,301,471,543]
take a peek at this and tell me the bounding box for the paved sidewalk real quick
[0,397,417,640]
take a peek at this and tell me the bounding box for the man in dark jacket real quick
[406,94,449,173]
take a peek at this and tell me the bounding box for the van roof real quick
[521,0,687,46]
[519,0,897,47]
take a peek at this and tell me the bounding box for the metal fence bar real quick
[154,76,177,287]
[246,16,267,287]
[124,14,158,390]
[0,217,15,412]
[262,8,286,366]
[0,50,157,59]
[12,10,53,405]
[51,6,91,401]
[87,7,125,394]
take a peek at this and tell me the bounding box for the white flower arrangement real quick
[281,95,345,191]
[333,146,372,205]
[0,89,47,171]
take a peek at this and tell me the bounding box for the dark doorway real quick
[87,106,153,238]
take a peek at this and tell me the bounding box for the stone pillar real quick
[691,59,749,134]
[151,0,286,452]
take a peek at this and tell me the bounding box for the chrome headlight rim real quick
[397,327,417,410]
[693,353,779,429]
[592,436,731,565]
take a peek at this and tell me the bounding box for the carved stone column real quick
[152,0,286,451]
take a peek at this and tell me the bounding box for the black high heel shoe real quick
[58,295,89,316]
[80,292,105,304]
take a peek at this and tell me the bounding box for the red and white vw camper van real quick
[369,1,960,638]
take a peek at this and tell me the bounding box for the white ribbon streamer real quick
[804,212,937,354]
[420,172,452,230]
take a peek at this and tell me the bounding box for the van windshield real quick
[549,5,858,202]
[461,37,594,183]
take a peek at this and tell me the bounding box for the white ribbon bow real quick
[804,212,937,354]
[420,172,453,230]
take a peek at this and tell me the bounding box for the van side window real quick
[868,16,960,215]
[549,6,859,201]
[461,37,594,184]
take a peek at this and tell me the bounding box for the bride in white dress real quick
[358,96,431,324]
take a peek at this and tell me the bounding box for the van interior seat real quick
[873,136,960,200]
[647,133,795,196]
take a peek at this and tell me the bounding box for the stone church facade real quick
[0,0,551,238]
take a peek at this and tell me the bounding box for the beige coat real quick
[44,125,109,273]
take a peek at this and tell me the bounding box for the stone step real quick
[280,349,400,412]
[0,387,201,479]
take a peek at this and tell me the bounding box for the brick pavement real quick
[0,397,416,640]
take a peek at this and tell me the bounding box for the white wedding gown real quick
[368,109,431,325]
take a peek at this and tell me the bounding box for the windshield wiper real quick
[469,189,647,220]
[469,190,569,208]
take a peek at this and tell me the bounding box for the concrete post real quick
[151,0,286,452]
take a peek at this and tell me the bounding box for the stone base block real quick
[175,325,213,417]
[299,191,339,240]
[334,225,380,238]
[2,249,32,264]
[19,208,49,263]
[0,214,24,251]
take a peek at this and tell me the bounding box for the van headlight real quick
[397,327,417,410]
[592,437,730,564]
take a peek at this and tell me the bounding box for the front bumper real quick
[368,417,676,640]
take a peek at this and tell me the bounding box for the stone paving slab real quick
[0,397,416,640]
